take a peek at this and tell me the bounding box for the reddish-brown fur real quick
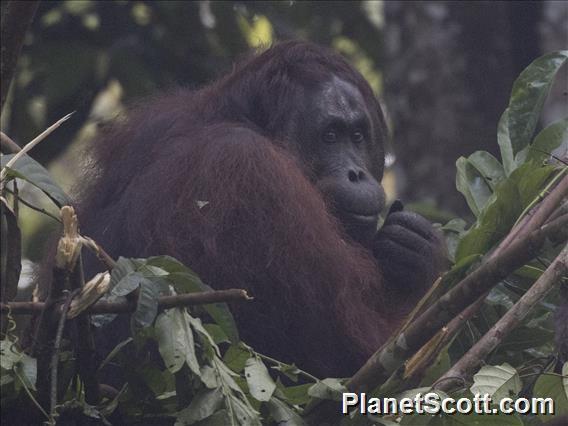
[78,42,411,377]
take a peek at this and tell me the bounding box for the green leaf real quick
[15,354,37,391]
[497,109,515,176]
[0,340,37,391]
[226,394,262,426]
[470,363,522,404]
[456,151,506,217]
[522,118,568,165]
[467,151,506,190]
[419,349,450,387]
[1,154,70,207]
[155,309,201,376]
[109,257,142,296]
[271,363,303,383]
[188,315,220,357]
[0,340,18,370]
[532,363,568,421]
[455,162,556,260]
[131,277,160,330]
[275,383,312,406]
[507,50,568,158]
[456,157,492,217]
[200,365,219,389]
[223,344,251,373]
[204,324,230,345]
[514,164,557,208]
[267,398,305,425]
[190,409,230,425]
[308,378,347,401]
[148,256,240,344]
[91,257,144,327]
[175,388,224,425]
[244,357,276,402]
[455,178,520,260]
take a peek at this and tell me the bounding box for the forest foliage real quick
[1,48,567,425]
[1,1,567,423]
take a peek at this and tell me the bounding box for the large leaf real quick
[470,363,522,404]
[0,339,37,391]
[524,118,568,165]
[455,163,557,260]
[109,257,142,295]
[456,157,492,217]
[455,178,520,261]
[227,393,262,426]
[307,378,346,401]
[467,151,506,190]
[244,357,276,402]
[155,308,201,376]
[506,50,568,158]
[456,152,505,216]
[1,154,70,207]
[267,398,305,425]
[175,388,224,425]
[131,277,161,330]
[223,344,251,374]
[92,257,148,327]
[147,256,240,344]
[532,363,568,421]
[497,109,515,176]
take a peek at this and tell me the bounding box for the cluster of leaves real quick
[364,51,567,425]
[89,255,319,425]
[447,51,567,369]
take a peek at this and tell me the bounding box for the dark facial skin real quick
[289,76,446,296]
[300,77,385,245]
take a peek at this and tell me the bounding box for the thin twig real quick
[49,289,78,418]
[80,236,116,270]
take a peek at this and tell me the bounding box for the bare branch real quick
[1,289,253,315]
[402,172,568,383]
[347,213,568,393]
[435,243,568,392]
[50,289,78,417]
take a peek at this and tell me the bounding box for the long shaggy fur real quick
[78,41,403,377]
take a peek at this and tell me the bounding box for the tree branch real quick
[403,172,568,384]
[2,289,253,315]
[347,213,568,393]
[50,289,78,418]
[435,243,568,392]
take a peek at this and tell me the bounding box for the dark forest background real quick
[1,0,567,263]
